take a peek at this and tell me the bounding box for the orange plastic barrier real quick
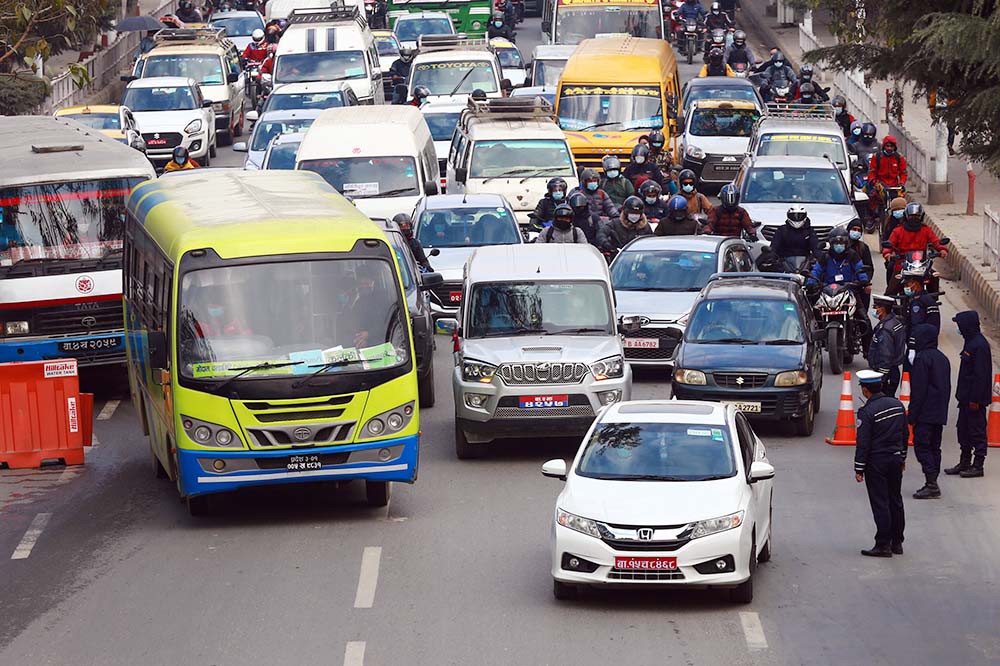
[988,374,1000,448]
[0,360,93,469]
[826,371,856,446]
[899,371,914,446]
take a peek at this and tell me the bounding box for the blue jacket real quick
[868,313,906,373]
[855,393,908,474]
[909,323,951,425]
[677,1,707,22]
[955,310,993,406]
[808,250,868,286]
[907,290,940,341]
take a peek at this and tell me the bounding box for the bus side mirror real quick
[147,330,168,370]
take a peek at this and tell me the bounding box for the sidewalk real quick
[739,0,1000,323]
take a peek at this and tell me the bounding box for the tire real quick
[418,359,436,408]
[365,480,391,507]
[553,579,578,600]
[686,38,694,64]
[455,422,487,460]
[217,124,233,147]
[757,506,772,563]
[186,494,211,517]
[827,327,843,375]
[232,111,243,138]
[730,538,756,603]
[793,395,814,436]
[152,444,168,479]
[209,139,217,158]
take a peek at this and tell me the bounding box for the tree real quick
[805,0,1000,175]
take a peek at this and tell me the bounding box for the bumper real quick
[147,132,210,164]
[552,523,751,588]
[176,433,419,497]
[670,383,812,420]
[682,156,742,185]
[0,332,126,366]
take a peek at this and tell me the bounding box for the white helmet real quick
[252,28,265,42]
[786,205,808,229]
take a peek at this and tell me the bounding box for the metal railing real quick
[983,205,1000,278]
[886,117,929,194]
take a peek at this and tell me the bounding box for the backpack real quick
[545,225,581,243]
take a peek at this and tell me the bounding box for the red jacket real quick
[260,56,274,75]
[883,224,946,270]
[243,42,268,64]
[868,136,908,187]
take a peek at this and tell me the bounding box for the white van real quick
[408,35,508,104]
[274,3,385,104]
[296,105,441,219]
[266,0,363,20]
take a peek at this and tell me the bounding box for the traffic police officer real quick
[868,294,906,396]
[902,272,940,368]
[909,323,951,499]
[855,369,908,557]
[946,310,993,477]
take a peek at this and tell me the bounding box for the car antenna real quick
[463,191,468,204]
[537,265,541,273]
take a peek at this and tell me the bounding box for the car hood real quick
[505,69,527,86]
[466,176,555,211]
[614,290,699,322]
[677,341,805,370]
[199,83,230,103]
[132,109,204,132]
[353,195,422,220]
[462,334,621,366]
[684,134,751,156]
[563,474,744,525]
[743,202,857,228]
[426,246,476,281]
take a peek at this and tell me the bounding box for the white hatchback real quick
[543,400,774,603]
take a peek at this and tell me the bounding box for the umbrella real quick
[117,14,169,32]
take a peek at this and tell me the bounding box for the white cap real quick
[857,369,885,385]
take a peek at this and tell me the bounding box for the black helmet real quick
[392,212,414,236]
[648,130,665,149]
[413,85,431,100]
[827,226,850,253]
[601,155,621,172]
[469,89,488,101]
[623,195,644,213]
[798,82,816,102]
[399,47,416,62]
[553,203,574,229]
[800,63,814,80]
[771,50,785,65]
[678,168,696,185]
[631,143,650,164]
[547,177,568,194]
[639,180,662,197]
[172,145,189,164]
[719,183,739,209]
[580,167,599,184]
[831,94,846,110]
[861,122,877,140]
[568,191,588,212]
[733,30,746,46]
[709,47,724,65]
[903,202,925,231]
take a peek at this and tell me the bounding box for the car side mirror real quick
[454,167,467,183]
[147,330,168,370]
[618,315,642,334]
[541,458,567,480]
[420,271,444,289]
[227,72,239,83]
[429,248,441,256]
[424,180,438,196]
[202,99,214,108]
[120,75,137,83]
[749,461,775,483]
[246,109,259,123]
[849,154,858,166]
[232,141,248,152]
[751,219,762,228]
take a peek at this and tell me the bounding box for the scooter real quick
[812,281,867,375]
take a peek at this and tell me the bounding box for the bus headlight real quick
[361,401,415,439]
[182,415,243,448]
[4,321,29,335]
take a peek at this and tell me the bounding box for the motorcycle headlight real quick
[685,144,705,160]
[687,511,743,539]
[590,355,624,381]
[673,368,707,385]
[556,508,603,539]
[775,370,808,386]
[184,119,203,134]
[462,358,497,383]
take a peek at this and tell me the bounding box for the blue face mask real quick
[586,181,598,192]
[681,184,695,193]
[870,309,880,319]
[208,307,224,317]
[552,190,564,201]
[849,230,862,241]
[652,142,663,150]
[605,170,619,179]
[903,286,914,296]
[494,20,503,27]
[892,209,905,219]
[832,243,847,254]
[853,128,862,136]
[644,196,658,205]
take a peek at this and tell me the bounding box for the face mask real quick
[775,60,784,68]
[494,21,503,27]
[634,156,646,164]
[849,230,862,241]
[208,307,224,317]
[892,209,905,219]
[712,8,719,13]
[652,142,663,149]
[870,309,880,319]
[832,243,847,254]
[644,196,658,205]
[884,148,896,156]
[626,213,641,223]
[554,218,571,230]
[681,184,695,193]
[586,181,598,192]
[903,286,914,296]
[788,218,805,229]
[552,190,564,201]
[853,128,862,136]
[605,170,619,179]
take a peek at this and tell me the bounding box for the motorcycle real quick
[768,76,794,105]
[882,238,949,296]
[512,0,525,23]
[665,0,684,41]
[703,28,726,63]
[732,61,750,78]
[256,73,273,111]
[810,282,866,375]
[681,19,704,65]
[244,62,263,111]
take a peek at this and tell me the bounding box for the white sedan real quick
[543,400,774,603]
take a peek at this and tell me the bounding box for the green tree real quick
[806,0,1000,174]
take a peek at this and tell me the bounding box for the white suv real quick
[123,76,216,168]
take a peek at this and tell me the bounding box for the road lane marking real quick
[97,400,120,421]
[354,546,382,609]
[10,512,52,560]
[344,641,365,666]
[740,611,768,651]
[90,434,100,447]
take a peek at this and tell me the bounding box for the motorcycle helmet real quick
[903,202,925,231]
[413,85,431,103]
[678,168,697,193]
[580,168,600,192]
[631,143,650,165]
[831,94,846,113]
[786,205,808,229]
[861,122,877,142]
[622,196,644,225]
[733,30,746,47]
[710,1,721,12]
[719,183,739,209]
[469,89,488,101]
[708,47,724,66]
[172,145,189,165]
[648,130,665,151]
[552,203,574,230]
[547,176,568,201]
[491,10,504,26]
[667,195,689,222]
[828,227,850,256]
[251,28,265,43]
[392,212,414,237]
[639,179,662,204]
[799,63,814,82]
[399,47,416,62]
[771,50,785,67]
[602,155,622,178]
[798,82,817,104]
[568,191,589,214]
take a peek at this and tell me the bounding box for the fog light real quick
[183,419,193,430]
[378,447,392,461]
[367,418,385,435]
[194,426,211,442]
[694,554,735,574]
[715,559,727,570]
[597,389,622,406]
[465,393,489,408]
[215,429,233,446]
[189,140,202,152]
[387,413,404,430]
[404,404,413,416]
[212,459,226,471]
[561,552,599,573]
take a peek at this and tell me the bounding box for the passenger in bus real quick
[347,262,389,347]
[0,210,24,248]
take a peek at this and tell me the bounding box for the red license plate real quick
[519,394,568,408]
[822,310,846,316]
[449,291,462,303]
[615,557,678,571]
[147,138,168,146]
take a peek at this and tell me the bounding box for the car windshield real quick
[494,47,521,68]
[757,133,848,167]
[395,17,454,41]
[178,258,408,380]
[558,85,663,131]
[424,111,460,141]
[265,91,345,111]
[533,59,566,87]
[0,178,145,265]
[123,86,197,111]
[468,281,613,337]
[577,422,736,481]
[299,156,420,198]
[689,108,759,137]
[415,206,520,248]
[411,60,498,95]
[61,112,121,130]
[741,167,850,204]
[264,139,301,169]
[612,249,718,291]
[209,14,263,36]
[140,54,226,85]
[275,51,366,83]
[469,140,575,178]
[686,298,804,343]
[554,6,661,44]
[250,117,316,151]
[374,35,400,57]
[685,85,757,111]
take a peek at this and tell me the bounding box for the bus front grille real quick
[246,421,356,447]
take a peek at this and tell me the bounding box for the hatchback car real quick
[122,76,216,168]
[670,273,823,436]
[610,235,754,367]
[544,400,774,603]
[234,108,320,170]
[54,104,145,153]
[256,81,360,117]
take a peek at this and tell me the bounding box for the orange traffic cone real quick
[988,374,1000,448]
[899,371,914,446]
[826,371,856,445]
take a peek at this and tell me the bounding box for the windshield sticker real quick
[687,428,712,437]
[496,208,507,214]
[558,0,656,5]
[415,61,491,70]
[360,342,398,369]
[343,182,380,196]
[772,171,784,180]
[323,346,361,364]
[561,85,659,97]
[762,134,838,143]
[344,67,365,77]
[289,349,325,373]
[711,428,724,441]
[190,360,294,378]
[783,303,796,311]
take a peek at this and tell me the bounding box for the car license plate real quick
[623,338,659,349]
[147,138,168,146]
[519,394,569,408]
[615,557,678,571]
[716,164,739,171]
[57,336,122,353]
[723,401,762,413]
[448,291,462,304]
[286,454,322,472]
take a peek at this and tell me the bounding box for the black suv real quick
[670,273,823,436]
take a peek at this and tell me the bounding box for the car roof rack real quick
[153,27,230,46]
[417,34,492,53]
[707,272,805,285]
[287,1,365,25]
[457,96,555,130]
[760,103,836,120]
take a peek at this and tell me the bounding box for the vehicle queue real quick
[32,0,986,605]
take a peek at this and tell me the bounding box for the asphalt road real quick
[2,19,1000,666]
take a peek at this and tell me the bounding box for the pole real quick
[967,162,976,216]
[934,119,949,183]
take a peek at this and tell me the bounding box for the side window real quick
[734,413,755,475]
[733,249,753,272]
[722,250,738,273]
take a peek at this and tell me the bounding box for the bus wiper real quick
[215,361,303,392]
[572,121,622,132]
[291,358,369,388]
[448,67,476,97]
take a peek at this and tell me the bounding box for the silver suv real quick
[452,244,635,459]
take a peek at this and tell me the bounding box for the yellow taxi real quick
[54,105,146,152]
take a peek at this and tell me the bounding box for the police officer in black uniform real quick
[868,294,907,396]
[855,369,909,557]
[902,272,940,369]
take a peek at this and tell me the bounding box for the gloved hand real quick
[908,349,916,364]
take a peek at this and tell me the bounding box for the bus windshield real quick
[177,258,409,380]
[410,60,498,94]
[395,17,454,42]
[558,85,663,131]
[0,178,144,265]
[555,5,661,44]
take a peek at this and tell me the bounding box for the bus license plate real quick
[58,336,122,352]
[287,454,322,472]
[615,557,677,571]
[723,401,762,413]
[519,394,569,408]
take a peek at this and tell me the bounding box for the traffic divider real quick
[826,371,856,446]
[988,373,1000,448]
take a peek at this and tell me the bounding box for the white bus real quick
[0,117,155,366]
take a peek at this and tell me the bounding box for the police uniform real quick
[868,294,907,396]
[855,369,908,556]
[904,289,940,369]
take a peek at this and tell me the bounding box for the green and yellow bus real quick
[124,170,419,515]
[387,0,493,36]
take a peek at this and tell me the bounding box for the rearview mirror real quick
[751,219,762,228]
[420,271,444,289]
[619,315,642,334]
[147,330,168,370]
[429,248,441,257]
[246,110,259,123]
[541,458,568,480]
[454,167,468,183]
[227,72,239,83]
[940,236,950,245]
[232,142,248,152]
[749,461,775,483]
[120,75,137,83]
[424,180,438,196]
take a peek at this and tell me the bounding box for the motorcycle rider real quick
[705,2,733,30]
[646,130,677,192]
[496,0,516,28]
[809,227,870,340]
[846,120,864,150]
[567,191,600,244]
[599,155,634,206]
[410,85,431,108]
[770,205,820,271]
[487,11,515,40]
[884,202,948,294]
[392,213,432,271]
[536,203,589,244]
[570,168,619,219]
[623,143,666,190]
[242,28,268,64]
[698,47,734,77]
[832,95,855,138]
[797,63,830,101]
[529,176,568,231]
[797,81,820,105]
[704,184,757,239]
[597,196,652,256]
[868,294,907,397]
[176,0,203,23]
[259,43,278,76]
[639,180,670,225]
[677,168,713,216]
[724,30,755,70]
[761,51,797,91]
[676,0,708,26]
[389,47,416,92]
[868,135,908,192]
[164,145,199,171]
[655,195,700,236]
[881,195,908,241]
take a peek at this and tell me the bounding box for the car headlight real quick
[181,415,242,448]
[556,508,603,539]
[775,369,808,386]
[184,119,203,134]
[687,510,744,539]
[4,321,29,335]
[675,313,690,326]
[685,144,705,160]
[462,358,497,383]
[590,355,624,381]
[673,368,706,385]
[360,401,415,439]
